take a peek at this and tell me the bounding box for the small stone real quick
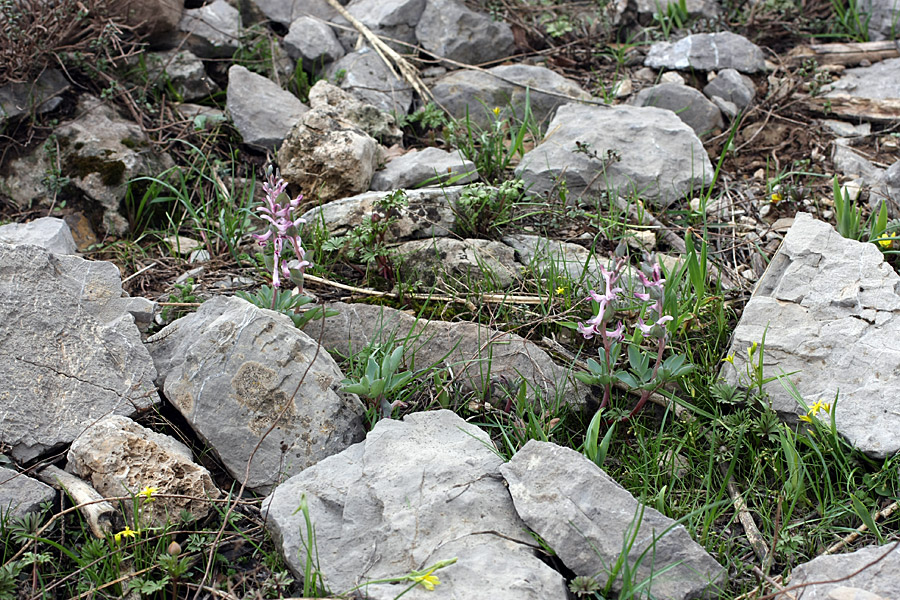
[613,78,633,97]
[163,235,202,255]
[760,203,772,217]
[226,65,309,150]
[660,71,685,85]
[0,467,55,519]
[284,16,345,66]
[177,0,242,58]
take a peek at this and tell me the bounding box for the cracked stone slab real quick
[0,217,78,255]
[0,244,158,463]
[722,212,900,458]
[787,544,900,599]
[645,32,766,73]
[501,441,727,599]
[263,410,567,599]
[147,296,366,494]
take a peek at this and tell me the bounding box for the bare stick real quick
[34,465,118,538]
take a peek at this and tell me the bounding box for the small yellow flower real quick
[877,238,892,249]
[799,414,813,423]
[722,353,735,365]
[138,486,158,503]
[809,400,831,415]
[492,106,501,117]
[747,342,758,360]
[771,192,783,204]
[114,526,138,543]
[413,568,440,591]
[556,286,565,295]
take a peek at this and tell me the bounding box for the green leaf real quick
[615,371,641,389]
[365,357,380,384]
[849,492,882,543]
[342,383,370,396]
[387,371,413,393]
[369,378,386,398]
[386,346,404,376]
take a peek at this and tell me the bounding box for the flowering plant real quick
[574,258,693,421]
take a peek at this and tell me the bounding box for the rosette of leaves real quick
[236,284,334,329]
[341,346,413,419]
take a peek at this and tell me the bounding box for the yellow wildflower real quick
[492,106,501,117]
[556,286,565,295]
[722,353,735,365]
[138,486,158,503]
[413,568,440,591]
[114,526,138,543]
[800,399,831,423]
[877,238,892,249]
[771,192,783,204]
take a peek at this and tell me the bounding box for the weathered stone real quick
[115,0,184,39]
[263,411,568,599]
[833,140,882,180]
[722,213,900,458]
[371,147,478,191]
[398,237,520,289]
[859,0,900,41]
[826,57,900,101]
[278,105,379,202]
[703,68,755,110]
[177,0,242,58]
[338,0,425,50]
[284,16,345,67]
[0,467,55,519]
[430,63,590,128]
[308,80,402,145]
[144,49,219,102]
[633,83,724,136]
[326,49,413,115]
[54,95,173,234]
[251,0,340,27]
[516,103,714,207]
[0,244,157,463]
[416,0,516,65]
[300,186,460,241]
[0,69,69,127]
[501,441,727,599]
[645,32,766,73]
[67,415,219,525]
[147,296,366,494]
[0,217,77,255]
[226,65,308,149]
[301,302,591,405]
[787,544,900,599]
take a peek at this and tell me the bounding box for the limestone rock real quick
[516,103,714,207]
[326,49,413,115]
[703,68,755,111]
[300,187,461,241]
[501,441,727,599]
[0,69,69,128]
[251,0,341,27]
[825,57,900,101]
[278,105,379,202]
[226,65,308,149]
[430,63,590,128]
[0,217,77,255]
[632,83,724,136]
[645,32,766,73]
[0,244,157,463]
[722,213,900,458]
[147,296,366,493]
[859,0,900,41]
[177,0,242,58]
[416,0,516,65]
[144,49,219,102]
[263,411,567,599]
[308,80,402,145]
[370,147,478,191]
[398,237,520,289]
[0,467,55,519]
[67,415,219,525]
[338,0,425,50]
[284,16,345,67]
[787,544,900,599]
[114,0,184,39]
[301,302,591,406]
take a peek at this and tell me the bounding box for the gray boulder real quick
[430,63,590,128]
[226,65,309,149]
[859,0,900,41]
[0,244,158,463]
[0,217,77,255]
[633,83,724,136]
[516,103,714,207]
[147,296,366,493]
[370,147,478,191]
[252,0,341,27]
[326,49,413,115]
[284,16,345,67]
[0,69,69,128]
[703,68,755,111]
[825,57,900,101]
[278,105,380,202]
[787,544,900,599]
[177,0,242,58]
[645,32,766,73]
[398,237,521,289]
[299,186,461,240]
[263,410,567,599]
[416,0,516,65]
[67,415,220,525]
[501,441,727,599]
[144,49,219,102]
[0,467,55,519]
[338,0,425,50]
[308,80,402,145]
[722,213,900,458]
[113,0,183,40]
[301,302,591,406]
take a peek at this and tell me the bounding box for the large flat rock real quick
[722,212,900,458]
[787,544,900,599]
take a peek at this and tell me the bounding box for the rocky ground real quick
[1,0,900,598]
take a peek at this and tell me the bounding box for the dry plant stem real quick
[322,0,432,102]
[751,567,796,600]
[823,499,899,555]
[191,309,328,600]
[717,462,770,565]
[33,465,118,538]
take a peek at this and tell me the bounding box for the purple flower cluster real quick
[252,171,311,290]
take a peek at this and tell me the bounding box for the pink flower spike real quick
[656,315,674,327]
[577,322,596,339]
[634,292,651,302]
[636,317,654,335]
[606,321,625,341]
